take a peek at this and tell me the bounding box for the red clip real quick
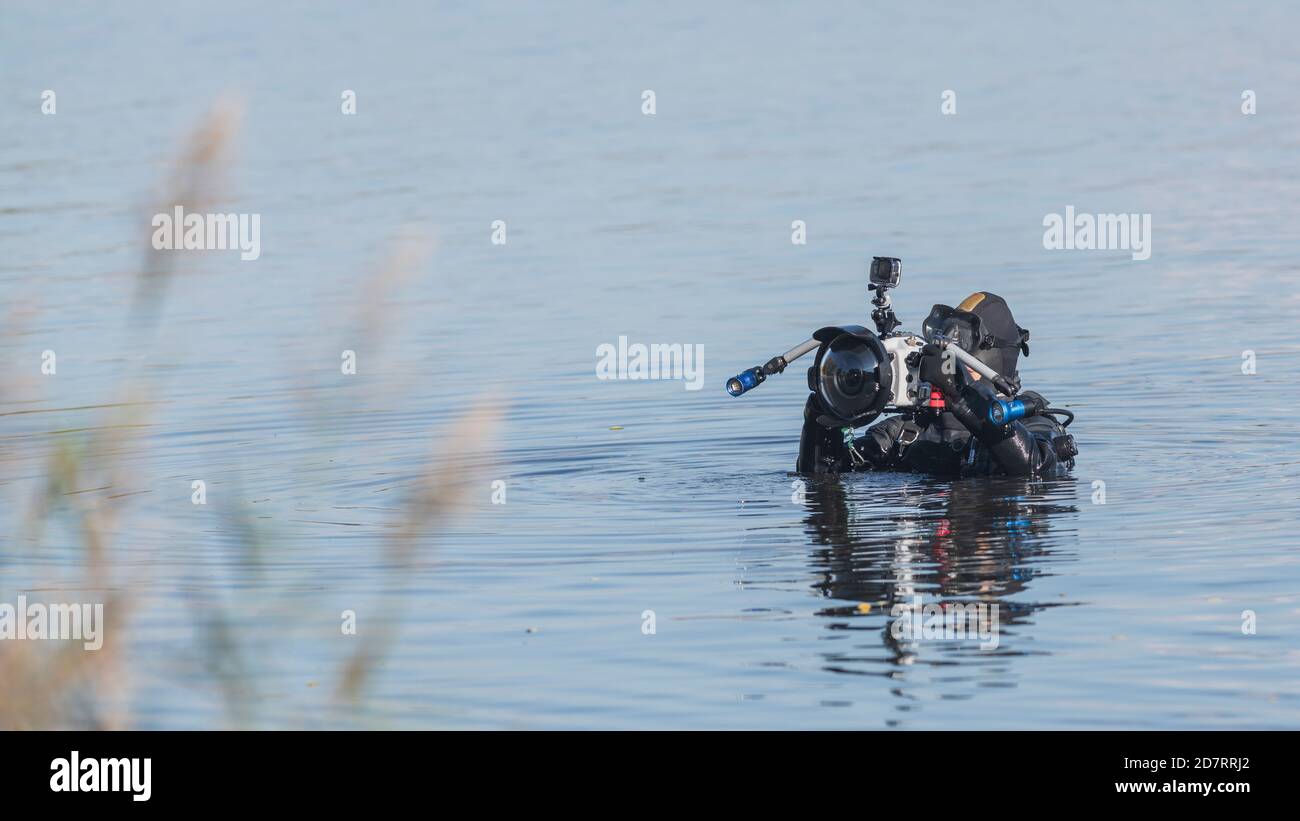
[928,389,945,409]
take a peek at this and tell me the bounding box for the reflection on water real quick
[803,476,1080,712]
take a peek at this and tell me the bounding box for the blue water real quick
[2,0,1299,728]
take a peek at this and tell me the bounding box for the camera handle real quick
[931,335,1021,397]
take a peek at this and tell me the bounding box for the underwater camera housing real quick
[805,326,928,427]
[802,257,927,427]
[725,256,927,424]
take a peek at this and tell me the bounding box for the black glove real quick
[918,343,965,398]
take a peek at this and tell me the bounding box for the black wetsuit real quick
[796,378,1072,478]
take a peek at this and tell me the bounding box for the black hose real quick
[1042,408,1074,427]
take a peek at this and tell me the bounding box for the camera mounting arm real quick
[870,285,901,336]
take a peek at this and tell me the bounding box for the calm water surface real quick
[2,1,1299,728]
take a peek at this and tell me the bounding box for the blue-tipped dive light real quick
[724,339,817,398]
[726,367,765,397]
[988,398,1028,426]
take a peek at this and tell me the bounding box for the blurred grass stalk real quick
[337,395,503,704]
[2,96,242,729]
[3,96,497,729]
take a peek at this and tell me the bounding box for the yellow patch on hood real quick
[957,292,987,312]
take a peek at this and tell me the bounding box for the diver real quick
[795,290,1076,478]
